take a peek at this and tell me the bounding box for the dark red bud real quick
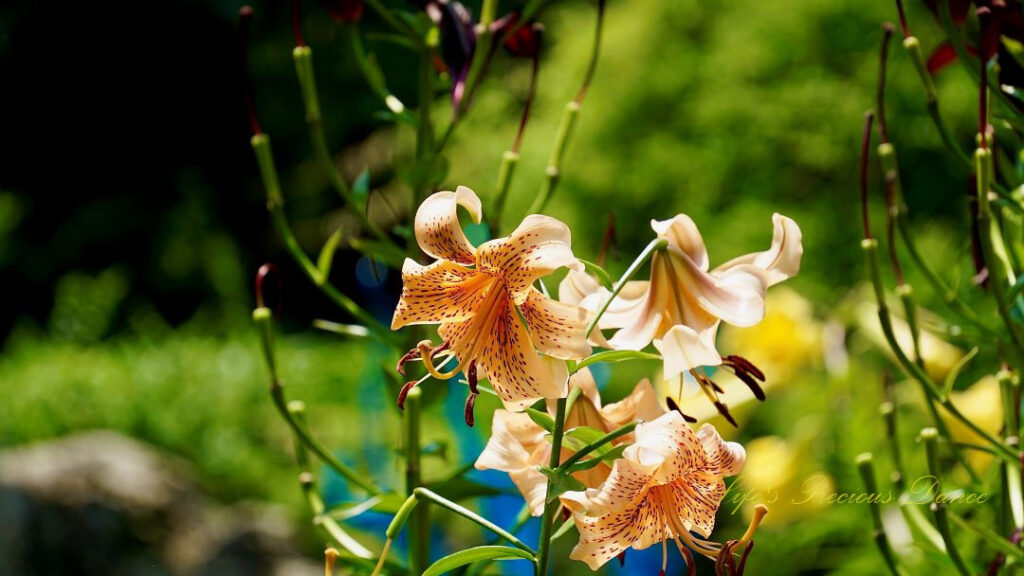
[320,0,364,22]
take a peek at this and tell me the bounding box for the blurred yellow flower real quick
[732,435,834,525]
[942,374,1003,473]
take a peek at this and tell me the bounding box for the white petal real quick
[656,324,723,380]
[715,213,803,286]
[651,214,709,271]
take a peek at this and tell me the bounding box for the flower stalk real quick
[856,453,902,576]
[535,396,567,576]
[404,386,430,574]
[921,428,974,576]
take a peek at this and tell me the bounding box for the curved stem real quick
[405,387,429,574]
[922,429,974,576]
[250,134,398,346]
[293,47,389,242]
[558,421,636,472]
[586,238,667,337]
[253,307,383,494]
[856,454,903,576]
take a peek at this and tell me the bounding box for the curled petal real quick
[716,213,803,286]
[414,186,482,265]
[629,411,704,486]
[603,280,663,351]
[697,423,746,476]
[601,378,666,429]
[391,259,491,329]
[656,324,723,380]
[441,291,566,410]
[477,214,581,304]
[520,289,591,360]
[671,253,768,328]
[651,215,709,271]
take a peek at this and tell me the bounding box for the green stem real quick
[558,421,636,472]
[412,45,436,230]
[491,151,520,233]
[863,240,1021,463]
[384,489,536,554]
[535,397,567,576]
[347,25,409,119]
[253,307,382,495]
[921,428,974,576]
[250,134,398,346]
[457,0,498,119]
[405,387,429,574]
[856,453,903,576]
[527,101,579,215]
[364,0,420,40]
[293,46,389,242]
[586,238,667,337]
[879,396,906,492]
[976,148,1024,355]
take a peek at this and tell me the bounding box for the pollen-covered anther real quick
[665,396,697,423]
[721,355,767,401]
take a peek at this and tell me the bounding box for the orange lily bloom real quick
[560,411,748,571]
[475,370,665,515]
[392,186,591,411]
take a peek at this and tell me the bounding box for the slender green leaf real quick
[538,466,586,502]
[578,259,614,290]
[312,319,369,338]
[573,350,661,373]
[422,546,534,576]
[317,227,344,279]
[564,445,626,474]
[942,346,979,398]
[526,408,555,433]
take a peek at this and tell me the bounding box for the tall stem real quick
[535,397,567,576]
[405,387,429,574]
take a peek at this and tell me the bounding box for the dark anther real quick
[681,546,696,576]
[561,507,572,522]
[616,550,626,567]
[464,392,478,427]
[665,396,697,423]
[736,541,754,575]
[722,355,766,401]
[396,346,421,375]
[467,360,479,394]
[709,378,724,394]
[397,381,418,410]
[715,400,739,428]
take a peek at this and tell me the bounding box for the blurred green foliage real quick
[0,0,1003,573]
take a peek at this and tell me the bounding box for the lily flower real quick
[475,370,665,515]
[392,186,590,412]
[560,411,759,572]
[561,213,802,382]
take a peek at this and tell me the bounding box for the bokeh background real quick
[0,0,998,574]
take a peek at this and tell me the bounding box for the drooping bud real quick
[426,0,476,112]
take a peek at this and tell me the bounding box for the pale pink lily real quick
[475,370,665,516]
[560,411,757,572]
[392,186,591,411]
[561,213,802,381]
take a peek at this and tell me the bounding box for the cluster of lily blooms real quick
[391,186,802,573]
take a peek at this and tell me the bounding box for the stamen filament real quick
[738,504,768,545]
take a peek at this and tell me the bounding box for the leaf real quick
[349,237,406,270]
[526,408,555,433]
[942,346,979,398]
[577,259,614,290]
[427,476,512,500]
[538,466,586,502]
[352,169,372,202]
[562,426,607,451]
[422,546,534,576]
[564,445,626,474]
[317,227,344,279]
[573,350,662,373]
[312,319,369,338]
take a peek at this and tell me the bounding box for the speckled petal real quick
[476,214,582,304]
[630,411,704,487]
[414,186,482,265]
[391,258,491,329]
[441,289,567,410]
[520,289,591,361]
[696,423,746,476]
[600,378,666,430]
